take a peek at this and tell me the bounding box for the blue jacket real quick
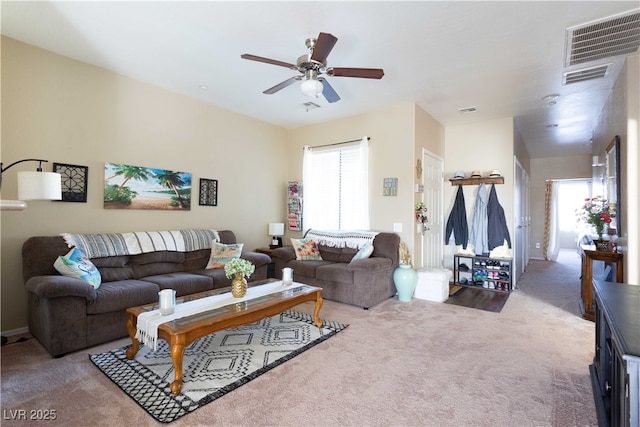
[469,183,488,255]
[445,186,468,249]
[487,184,511,250]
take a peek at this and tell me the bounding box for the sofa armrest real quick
[241,251,271,267]
[346,257,392,271]
[270,246,296,263]
[25,275,97,301]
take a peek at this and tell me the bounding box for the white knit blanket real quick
[135,281,299,351]
[304,229,379,249]
[61,229,219,258]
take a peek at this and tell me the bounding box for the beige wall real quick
[1,37,288,331]
[413,104,446,266]
[528,155,593,259]
[592,53,640,284]
[626,54,639,285]
[286,102,417,250]
[443,117,514,270]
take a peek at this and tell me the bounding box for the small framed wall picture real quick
[53,163,88,202]
[199,178,218,206]
[383,177,398,196]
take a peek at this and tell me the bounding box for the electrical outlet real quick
[393,223,403,232]
[535,242,541,249]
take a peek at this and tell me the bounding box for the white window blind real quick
[303,137,369,231]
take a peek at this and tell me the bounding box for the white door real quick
[421,149,444,268]
[513,157,530,286]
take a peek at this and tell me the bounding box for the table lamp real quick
[268,223,285,248]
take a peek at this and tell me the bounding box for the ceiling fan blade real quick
[263,76,300,94]
[311,32,338,63]
[241,54,296,69]
[321,79,341,103]
[330,67,385,79]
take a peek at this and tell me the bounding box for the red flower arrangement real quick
[576,197,613,239]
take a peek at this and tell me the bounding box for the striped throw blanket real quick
[61,229,219,258]
[304,229,379,249]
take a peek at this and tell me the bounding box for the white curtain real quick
[544,180,560,261]
[344,136,369,229]
[302,136,370,231]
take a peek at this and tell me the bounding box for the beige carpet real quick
[1,249,596,426]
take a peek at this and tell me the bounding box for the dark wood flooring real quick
[445,285,509,313]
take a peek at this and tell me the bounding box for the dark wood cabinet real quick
[589,280,640,427]
[579,245,623,321]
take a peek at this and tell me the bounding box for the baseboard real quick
[2,326,29,337]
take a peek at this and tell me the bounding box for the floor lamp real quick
[0,158,62,345]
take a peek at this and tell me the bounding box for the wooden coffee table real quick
[125,280,323,394]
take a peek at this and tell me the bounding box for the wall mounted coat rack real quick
[449,176,504,186]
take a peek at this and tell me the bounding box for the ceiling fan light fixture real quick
[300,78,323,98]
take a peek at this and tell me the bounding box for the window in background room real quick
[558,179,591,248]
[302,137,369,231]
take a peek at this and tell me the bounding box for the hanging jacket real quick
[469,183,488,255]
[487,184,512,250]
[445,186,468,249]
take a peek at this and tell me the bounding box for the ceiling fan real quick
[241,32,384,103]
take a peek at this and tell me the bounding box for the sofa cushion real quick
[54,248,102,289]
[189,268,231,288]
[291,238,323,260]
[91,255,134,282]
[205,242,243,269]
[316,263,354,284]
[351,242,374,261]
[286,259,333,278]
[140,273,213,296]
[129,251,186,278]
[318,245,341,262]
[86,279,160,315]
[338,247,358,263]
[183,248,210,271]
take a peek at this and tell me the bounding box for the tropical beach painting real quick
[104,163,191,210]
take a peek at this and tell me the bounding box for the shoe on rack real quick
[459,263,469,271]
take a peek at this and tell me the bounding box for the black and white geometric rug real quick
[90,310,347,423]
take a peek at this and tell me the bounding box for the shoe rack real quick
[453,254,512,292]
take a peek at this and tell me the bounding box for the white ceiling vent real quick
[565,9,640,66]
[563,63,611,85]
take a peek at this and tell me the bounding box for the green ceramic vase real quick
[393,264,418,302]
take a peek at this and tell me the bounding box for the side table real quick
[255,247,275,278]
[578,244,623,321]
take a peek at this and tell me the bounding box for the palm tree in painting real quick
[107,164,151,196]
[154,170,188,208]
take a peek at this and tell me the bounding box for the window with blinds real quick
[303,139,369,231]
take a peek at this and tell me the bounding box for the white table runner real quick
[136,281,300,351]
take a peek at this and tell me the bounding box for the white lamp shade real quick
[268,223,285,236]
[17,171,62,200]
[300,79,323,98]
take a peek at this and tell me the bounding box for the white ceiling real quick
[2,1,639,158]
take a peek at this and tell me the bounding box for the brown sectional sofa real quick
[270,231,400,309]
[22,230,270,357]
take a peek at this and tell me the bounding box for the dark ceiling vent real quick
[563,63,611,85]
[457,106,477,114]
[566,9,640,66]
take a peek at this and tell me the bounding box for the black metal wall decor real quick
[53,163,88,202]
[199,178,218,206]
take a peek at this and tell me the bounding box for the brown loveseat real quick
[270,230,400,309]
[22,230,270,357]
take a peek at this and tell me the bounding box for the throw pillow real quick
[205,242,244,269]
[291,238,323,261]
[53,247,102,289]
[351,242,374,261]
